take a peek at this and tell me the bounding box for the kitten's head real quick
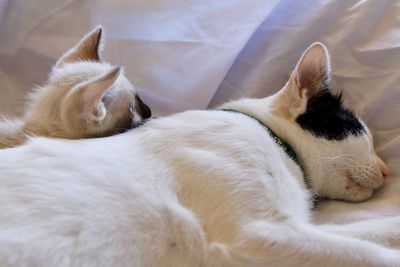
[25,26,151,139]
[272,43,389,201]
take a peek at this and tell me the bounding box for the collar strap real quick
[219,109,321,208]
[220,109,304,174]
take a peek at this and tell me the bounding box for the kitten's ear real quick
[279,43,331,116]
[55,26,104,68]
[80,67,121,123]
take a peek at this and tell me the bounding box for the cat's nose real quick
[135,95,152,119]
[381,168,389,180]
[377,156,389,179]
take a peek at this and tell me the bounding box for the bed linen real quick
[0,0,400,227]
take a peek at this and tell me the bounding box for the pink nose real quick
[382,168,389,180]
[376,156,389,180]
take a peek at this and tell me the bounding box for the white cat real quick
[0,26,151,148]
[0,43,399,267]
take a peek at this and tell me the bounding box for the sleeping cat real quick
[0,26,151,148]
[0,43,399,267]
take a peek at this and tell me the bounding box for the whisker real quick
[364,104,380,123]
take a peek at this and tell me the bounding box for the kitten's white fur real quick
[0,43,397,267]
[0,27,149,148]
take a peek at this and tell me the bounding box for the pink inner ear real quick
[294,43,330,97]
[81,67,121,121]
[82,87,107,122]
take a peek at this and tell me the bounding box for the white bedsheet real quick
[0,0,399,224]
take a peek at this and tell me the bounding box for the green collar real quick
[218,109,321,208]
[220,109,304,174]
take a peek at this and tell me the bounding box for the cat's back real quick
[0,109,273,162]
[139,109,276,154]
[0,133,189,266]
[0,109,307,267]
[136,109,309,233]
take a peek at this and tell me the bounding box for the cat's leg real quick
[318,216,400,248]
[222,220,400,267]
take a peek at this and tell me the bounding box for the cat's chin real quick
[118,118,152,134]
[332,173,376,202]
[131,118,150,129]
[346,170,384,191]
[315,173,379,202]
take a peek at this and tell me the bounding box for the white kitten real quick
[0,43,398,267]
[0,27,151,148]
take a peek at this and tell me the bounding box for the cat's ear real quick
[292,42,331,97]
[80,67,121,123]
[55,26,104,68]
[280,43,331,116]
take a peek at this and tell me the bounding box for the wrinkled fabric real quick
[0,0,400,224]
[0,0,280,115]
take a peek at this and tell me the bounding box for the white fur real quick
[0,43,397,267]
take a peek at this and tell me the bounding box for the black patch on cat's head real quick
[295,84,365,140]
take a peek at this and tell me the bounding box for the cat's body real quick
[0,27,151,148]
[0,43,398,267]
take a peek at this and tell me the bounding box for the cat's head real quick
[223,43,388,202]
[25,26,151,139]
[274,43,389,201]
